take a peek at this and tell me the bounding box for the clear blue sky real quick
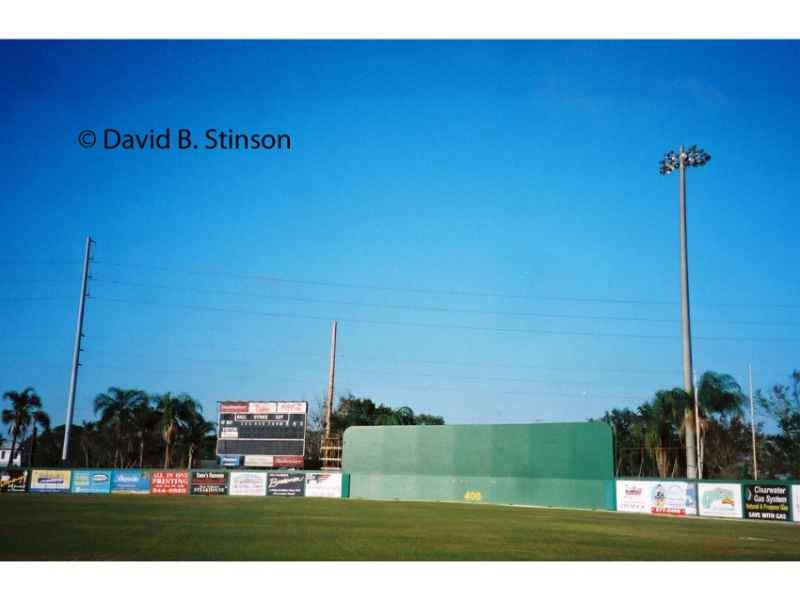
[1,40,798,429]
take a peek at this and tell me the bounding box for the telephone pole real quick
[325,320,338,437]
[62,235,93,463]
[748,363,758,479]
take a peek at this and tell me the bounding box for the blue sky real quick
[1,40,798,429]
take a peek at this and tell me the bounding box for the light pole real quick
[659,144,710,479]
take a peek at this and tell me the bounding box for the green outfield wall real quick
[342,422,615,509]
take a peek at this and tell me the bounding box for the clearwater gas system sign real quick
[616,480,697,516]
[744,484,791,521]
[216,401,307,469]
[29,469,71,493]
[71,470,112,494]
[698,482,742,519]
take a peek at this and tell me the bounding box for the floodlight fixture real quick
[659,144,711,175]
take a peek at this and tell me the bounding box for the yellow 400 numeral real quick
[464,491,482,502]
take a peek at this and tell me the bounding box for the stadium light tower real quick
[659,144,711,480]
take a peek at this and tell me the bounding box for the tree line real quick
[1,387,445,469]
[2,387,214,469]
[597,369,800,480]
[2,370,798,479]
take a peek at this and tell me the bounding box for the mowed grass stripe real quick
[3,494,799,560]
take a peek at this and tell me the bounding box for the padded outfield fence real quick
[2,420,799,526]
[0,468,350,498]
[343,422,616,510]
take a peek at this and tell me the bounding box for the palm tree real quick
[184,414,215,469]
[130,396,158,468]
[156,393,202,468]
[395,406,415,425]
[642,389,689,478]
[94,387,147,468]
[695,371,746,478]
[79,420,99,467]
[374,412,401,425]
[2,387,50,468]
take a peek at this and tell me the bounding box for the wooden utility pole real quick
[325,320,338,437]
[749,364,758,479]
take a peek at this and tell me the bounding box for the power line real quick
[91,278,800,327]
[93,258,800,310]
[336,354,682,375]
[334,365,655,393]
[334,379,646,402]
[0,297,71,303]
[72,351,655,394]
[89,296,800,343]
[0,260,81,266]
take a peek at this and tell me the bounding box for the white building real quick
[0,442,23,467]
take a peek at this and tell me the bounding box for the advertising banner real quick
[267,472,305,497]
[698,483,742,518]
[305,472,342,498]
[276,402,307,413]
[29,469,71,493]
[650,481,696,515]
[191,471,228,495]
[150,471,189,495]
[220,455,241,467]
[111,470,151,494]
[744,484,791,521]
[244,455,273,467]
[229,471,266,496]
[793,485,800,522]
[0,469,27,493]
[274,456,304,468]
[616,480,697,516]
[70,470,112,494]
[616,480,652,513]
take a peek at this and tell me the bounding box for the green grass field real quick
[2,494,799,560]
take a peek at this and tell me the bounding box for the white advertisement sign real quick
[793,485,800,522]
[305,473,342,498]
[616,480,652,513]
[29,469,72,493]
[616,480,697,516]
[277,402,307,414]
[229,471,267,496]
[244,455,274,467]
[698,483,742,518]
[248,402,277,414]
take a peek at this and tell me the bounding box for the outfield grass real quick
[2,494,799,560]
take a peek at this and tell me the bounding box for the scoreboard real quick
[216,401,307,468]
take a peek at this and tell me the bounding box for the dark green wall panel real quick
[342,422,614,509]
